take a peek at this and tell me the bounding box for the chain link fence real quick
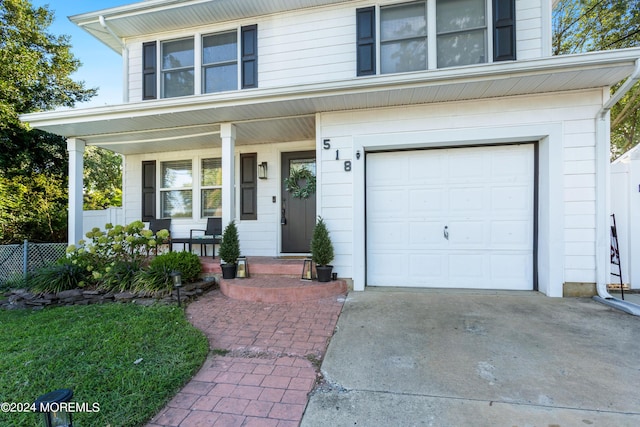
[0,241,67,285]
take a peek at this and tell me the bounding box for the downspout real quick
[593,58,640,315]
[99,15,129,103]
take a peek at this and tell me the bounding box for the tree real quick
[0,0,97,243]
[84,146,122,210]
[553,0,640,158]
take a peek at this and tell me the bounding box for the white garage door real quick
[366,144,534,290]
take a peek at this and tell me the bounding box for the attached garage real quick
[366,144,535,290]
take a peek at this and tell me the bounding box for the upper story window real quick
[162,38,195,98]
[380,2,428,74]
[203,32,238,94]
[357,0,515,76]
[436,0,487,68]
[143,25,258,101]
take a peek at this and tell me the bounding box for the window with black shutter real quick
[356,7,376,76]
[493,0,516,61]
[142,161,156,221]
[142,42,157,100]
[240,153,257,220]
[241,25,258,89]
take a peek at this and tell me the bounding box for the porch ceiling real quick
[71,0,353,53]
[21,49,640,155]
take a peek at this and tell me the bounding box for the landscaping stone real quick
[0,280,217,310]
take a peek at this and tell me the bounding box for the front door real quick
[281,151,316,253]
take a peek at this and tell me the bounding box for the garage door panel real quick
[448,254,484,279]
[367,220,409,248]
[491,186,531,211]
[409,189,445,215]
[367,144,534,290]
[409,221,445,246]
[449,187,486,212]
[489,254,532,290]
[490,220,531,247]
[448,220,485,246]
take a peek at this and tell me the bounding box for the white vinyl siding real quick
[318,88,603,293]
[126,0,544,102]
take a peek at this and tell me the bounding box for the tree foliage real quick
[553,0,640,158]
[84,146,122,210]
[0,0,100,243]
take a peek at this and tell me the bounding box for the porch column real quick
[221,123,236,228]
[67,138,85,244]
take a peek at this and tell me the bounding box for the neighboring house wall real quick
[317,88,604,294]
[126,0,546,102]
[611,149,640,289]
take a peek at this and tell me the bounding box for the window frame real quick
[160,37,195,98]
[359,0,499,76]
[201,157,223,218]
[202,30,239,94]
[159,159,194,219]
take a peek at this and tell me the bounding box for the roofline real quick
[22,48,640,128]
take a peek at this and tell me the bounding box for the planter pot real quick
[221,263,237,279]
[316,265,333,283]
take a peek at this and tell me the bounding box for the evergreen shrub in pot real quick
[218,221,240,279]
[310,217,334,282]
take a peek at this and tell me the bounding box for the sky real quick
[31,0,136,108]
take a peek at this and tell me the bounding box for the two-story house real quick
[22,0,640,297]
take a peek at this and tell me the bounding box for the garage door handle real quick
[443,226,449,240]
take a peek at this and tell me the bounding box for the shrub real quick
[133,251,202,294]
[218,221,240,265]
[98,259,143,292]
[310,217,334,266]
[28,258,89,293]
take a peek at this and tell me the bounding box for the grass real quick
[0,303,209,427]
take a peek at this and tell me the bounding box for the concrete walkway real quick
[302,289,640,426]
[146,289,345,427]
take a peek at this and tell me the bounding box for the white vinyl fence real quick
[83,208,124,236]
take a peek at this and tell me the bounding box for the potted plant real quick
[310,217,334,282]
[218,221,240,279]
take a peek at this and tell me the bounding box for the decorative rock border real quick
[0,280,217,310]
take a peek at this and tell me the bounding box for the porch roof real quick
[21,48,640,155]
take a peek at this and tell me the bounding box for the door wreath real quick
[284,166,316,199]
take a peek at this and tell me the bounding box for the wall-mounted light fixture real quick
[258,162,268,179]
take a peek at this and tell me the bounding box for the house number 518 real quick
[344,161,352,172]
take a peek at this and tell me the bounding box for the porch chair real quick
[189,217,223,258]
[149,218,172,254]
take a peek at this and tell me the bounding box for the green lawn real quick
[0,303,209,426]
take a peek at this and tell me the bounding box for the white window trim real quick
[159,159,194,219]
[201,29,241,94]
[160,37,196,99]
[200,156,223,218]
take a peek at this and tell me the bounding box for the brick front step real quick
[200,256,304,276]
[220,276,347,303]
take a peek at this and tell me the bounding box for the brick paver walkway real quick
[147,289,345,427]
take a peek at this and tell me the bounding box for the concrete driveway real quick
[302,289,640,426]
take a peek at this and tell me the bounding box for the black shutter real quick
[356,7,376,76]
[241,25,258,89]
[240,153,257,220]
[493,0,516,61]
[142,161,156,221]
[142,42,157,100]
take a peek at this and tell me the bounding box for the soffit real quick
[71,0,353,53]
[21,49,640,155]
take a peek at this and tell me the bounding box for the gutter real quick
[99,15,129,103]
[594,58,640,315]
